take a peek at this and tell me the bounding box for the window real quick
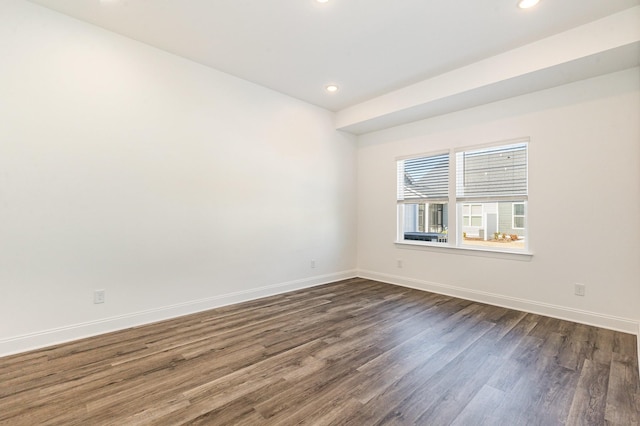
[456,142,528,250]
[513,203,525,229]
[397,152,449,244]
[397,140,528,252]
[462,204,483,227]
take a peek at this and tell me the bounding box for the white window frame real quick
[396,150,450,246]
[396,138,531,257]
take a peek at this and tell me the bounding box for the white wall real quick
[357,68,640,332]
[0,0,357,355]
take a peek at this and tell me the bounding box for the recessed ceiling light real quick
[316,0,329,3]
[325,84,339,93]
[518,0,540,9]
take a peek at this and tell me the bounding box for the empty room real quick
[1,0,639,424]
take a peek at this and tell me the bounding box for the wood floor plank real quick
[1,277,638,425]
[566,359,610,425]
[335,313,499,424]
[449,384,506,426]
[605,352,640,425]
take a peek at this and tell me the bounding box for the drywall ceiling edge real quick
[336,6,640,135]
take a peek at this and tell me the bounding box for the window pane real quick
[402,203,448,243]
[459,201,526,250]
[456,142,528,199]
[398,153,449,202]
[471,205,483,216]
[513,203,525,216]
[514,216,525,229]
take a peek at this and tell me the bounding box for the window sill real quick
[394,240,533,261]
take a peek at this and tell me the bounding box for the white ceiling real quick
[25,0,640,114]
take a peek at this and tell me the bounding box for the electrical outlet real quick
[310,260,316,269]
[397,259,403,268]
[94,289,105,304]
[574,283,585,297]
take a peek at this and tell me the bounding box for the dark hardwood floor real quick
[1,278,639,425]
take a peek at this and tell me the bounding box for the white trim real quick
[395,240,533,260]
[0,270,357,358]
[358,269,639,335]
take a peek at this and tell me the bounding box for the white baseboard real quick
[0,270,357,358]
[358,270,640,335]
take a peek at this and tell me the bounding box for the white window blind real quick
[397,153,449,203]
[456,142,527,202]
